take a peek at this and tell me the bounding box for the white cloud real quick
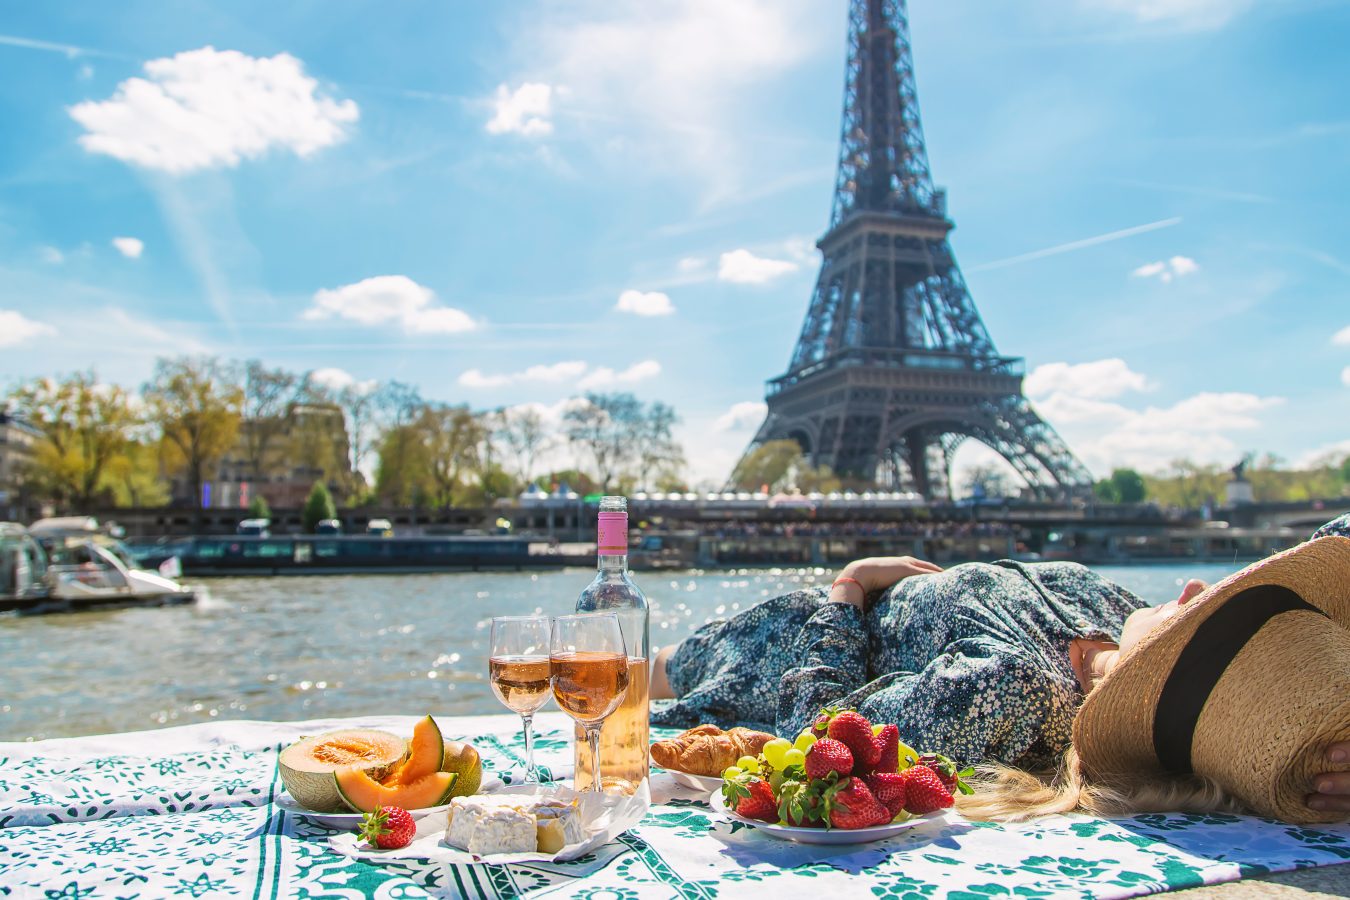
[111,236,143,258]
[1027,358,1282,475]
[486,82,554,136]
[718,249,799,284]
[1296,439,1350,468]
[677,257,707,273]
[0,310,56,348]
[304,275,477,335]
[39,246,64,264]
[69,47,358,174]
[714,401,768,432]
[615,289,675,317]
[506,0,818,197]
[577,360,661,390]
[1024,358,1152,401]
[310,367,376,394]
[1332,325,1350,346]
[1087,0,1253,28]
[459,361,588,389]
[1131,255,1199,283]
[1343,366,1350,388]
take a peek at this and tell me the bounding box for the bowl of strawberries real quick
[708,706,971,845]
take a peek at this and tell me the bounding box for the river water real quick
[0,562,1244,741]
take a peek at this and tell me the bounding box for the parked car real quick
[315,519,342,535]
[365,518,393,537]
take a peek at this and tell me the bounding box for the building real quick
[0,412,42,519]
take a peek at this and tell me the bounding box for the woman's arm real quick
[829,556,942,607]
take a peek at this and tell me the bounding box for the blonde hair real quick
[956,747,1243,822]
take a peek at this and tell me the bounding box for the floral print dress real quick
[652,514,1350,769]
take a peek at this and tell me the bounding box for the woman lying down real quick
[650,514,1350,824]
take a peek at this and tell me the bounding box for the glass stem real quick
[586,725,603,794]
[521,714,536,784]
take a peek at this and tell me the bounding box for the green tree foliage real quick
[497,406,552,485]
[143,357,244,509]
[730,439,839,493]
[963,464,1012,499]
[1095,468,1146,504]
[302,481,337,532]
[564,393,643,493]
[419,404,486,508]
[100,440,171,507]
[247,494,271,519]
[240,360,300,482]
[8,371,143,508]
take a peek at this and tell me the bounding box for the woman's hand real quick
[1308,742,1350,814]
[830,556,943,608]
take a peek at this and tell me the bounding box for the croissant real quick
[650,724,776,776]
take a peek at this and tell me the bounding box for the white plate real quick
[667,771,723,793]
[276,791,452,829]
[708,788,934,845]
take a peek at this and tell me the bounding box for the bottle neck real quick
[597,553,628,573]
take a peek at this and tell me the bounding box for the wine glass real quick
[489,615,552,784]
[550,613,629,794]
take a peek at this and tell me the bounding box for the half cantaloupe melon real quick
[279,729,408,813]
[336,769,458,814]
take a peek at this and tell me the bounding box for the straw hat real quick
[1073,535,1350,824]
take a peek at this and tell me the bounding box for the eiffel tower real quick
[743,0,1092,500]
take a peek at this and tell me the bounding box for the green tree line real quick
[4,358,688,514]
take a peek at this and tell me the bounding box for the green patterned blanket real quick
[1,714,1346,899]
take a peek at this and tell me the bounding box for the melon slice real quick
[335,769,458,813]
[279,729,408,813]
[384,715,446,787]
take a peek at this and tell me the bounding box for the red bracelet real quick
[831,576,865,595]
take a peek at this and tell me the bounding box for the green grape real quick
[762,738,792,770]
[723,766,743,780]
[783,748,806,768]
[793,732,817,753]
[736,755,760,773]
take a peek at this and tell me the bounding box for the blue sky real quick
[0,0,1347,487]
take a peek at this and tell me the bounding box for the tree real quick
[1095,468,1146,504]
[8,372,139,507]
[634,401,683,489]
[1341,456,1350,487]
[563,393,643,492]
[240,360,299,482]
[247,494,271,519]
[143,357,244,509]
[498,406,553,485]
[302,481,336,532]
[334,381,381,498]
[963,464,1011,499]
[418,404,485,508]
[731,440,804,491]
[101,440,171,507]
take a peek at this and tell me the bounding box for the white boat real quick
[1,521,195,615]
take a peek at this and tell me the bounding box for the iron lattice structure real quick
[744,0,1092,500]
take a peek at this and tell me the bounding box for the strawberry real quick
[827,710,882,770]
[824,777,891,829]
[863,772,908,818]
[918,752,974,796]
[873,724,901,774]
[358,805,416,850]
[900,765,955,815]
[804,738,853,781]
[810,705,841,739]
[777,778,825,828]
[723,775,779,822]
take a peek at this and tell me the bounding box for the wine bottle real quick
[573,495,649,793]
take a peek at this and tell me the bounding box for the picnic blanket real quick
[1,713,1347,899]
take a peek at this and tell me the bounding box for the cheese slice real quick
[535,805,584,853]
